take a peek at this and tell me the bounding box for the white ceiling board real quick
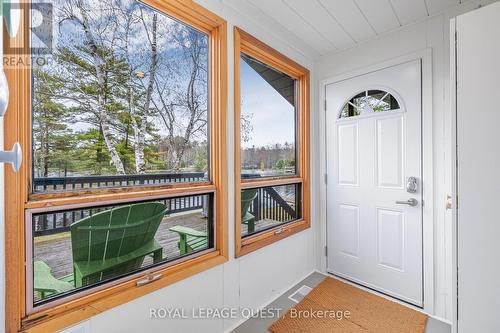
[222,0,468,59]
[317,0,377,43]
[355,0,401,34]
[284,0,355,50]
[389,0,429,24]
[248,0,337,55]
[425,0,459,14]
[222,0,321,60]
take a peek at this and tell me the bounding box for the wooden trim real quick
[4,1,228,332]
[5,4,30,332]
[25,187,217,213]
[233,27,243,257]
[210,19,228,259]
[240,177,303,189]
[237,28,308,79]
[233,27,310,258]
[26,184,216,209]
[238,220,309,257]
[28,181,213,202]
[145,0,225,34]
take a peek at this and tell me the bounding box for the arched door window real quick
[339,89,400,118]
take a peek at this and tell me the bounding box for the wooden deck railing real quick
[248,186,297,222]
[32,172,207,192]
[32,173,297,236]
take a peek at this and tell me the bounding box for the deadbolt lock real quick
[406,177,418,193]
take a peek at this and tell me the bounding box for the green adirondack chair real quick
[33,261,73,299]
[240,189,258,233]
[34,202,167,298]
[170,189,258,255]
[169,225,209,255]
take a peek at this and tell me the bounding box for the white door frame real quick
[449,18,458,333]
[318,49,434,314]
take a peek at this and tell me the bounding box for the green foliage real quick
[32,68,75,177]
[274,159,295,170]
[194,148,208,172]
[74,129,114,175]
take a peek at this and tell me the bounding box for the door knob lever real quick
[395,198,418,206]
[0,142,22,172]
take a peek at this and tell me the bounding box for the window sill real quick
[236,219,310,257]
[21,251,227,333]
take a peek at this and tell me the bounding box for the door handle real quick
[395,198,418,206]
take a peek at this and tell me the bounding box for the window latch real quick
[274,226,284,235]
[136,273,162,287]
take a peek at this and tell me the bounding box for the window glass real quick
[32,193,213,305]
[241,183,301,238]
[32,0,209,193]
[339,90,400,118]
[240,53,297,179]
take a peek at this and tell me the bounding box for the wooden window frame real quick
[233,27,310,257]
[4,1,227,332]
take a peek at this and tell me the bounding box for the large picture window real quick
[32,0,210,193]
[234,28,310,257]
[4,1,227,331]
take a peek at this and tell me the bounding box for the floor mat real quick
[268,277,427,333]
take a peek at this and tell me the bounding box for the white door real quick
[455,3,500,332]
[326,60,423,306]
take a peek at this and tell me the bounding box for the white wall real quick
[314,0,498,322]
[54,1,319,332]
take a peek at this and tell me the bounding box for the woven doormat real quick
[268,277,427,333]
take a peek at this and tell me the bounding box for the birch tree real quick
[59,0,126,174]
[130,10,157,174]
[153,28,209,171]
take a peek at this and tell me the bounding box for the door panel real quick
[337,123,359,186]
[326,60,423,306]
[377,208,405,271]
[337,204,360,257]
[376,116,404,188]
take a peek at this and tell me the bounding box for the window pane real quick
[240,53,297,179]
[339,90,400,118]
[31,0,209,193]
[241,183,301,238]
[31,193,214,305]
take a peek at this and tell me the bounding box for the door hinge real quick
[324,245,328,256]
[324,173,327,184]
[324,99,327,111]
